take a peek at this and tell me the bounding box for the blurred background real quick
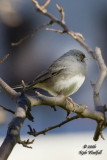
[0,0,107,159]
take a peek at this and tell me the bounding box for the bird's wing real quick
[33,67,64,84]
[33,58,68,84]
[13,58,67,89]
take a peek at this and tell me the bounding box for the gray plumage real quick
[14,49,87,97]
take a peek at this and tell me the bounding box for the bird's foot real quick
[66,97,76,113]
[67,97,75,106]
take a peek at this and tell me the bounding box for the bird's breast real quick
[35,74,85,97]
[54,74,85,96]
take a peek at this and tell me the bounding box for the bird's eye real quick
[79,53,85,61]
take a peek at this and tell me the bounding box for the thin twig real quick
[18,139,35,148]
[28,115,79,137]
[46,28,63,33]
[56,4,65,24]
[32,0,94,57]
[0,104,15,114]
[11,21,52,46]
[0,54,9,64]
[41,0,50,9]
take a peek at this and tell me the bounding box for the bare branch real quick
[0,54,9,64]
[0,78,20,101]
[27,93,104,122]
[46,28,63,33]
[32,0,94,57]
[100,132,105,140]
[93,121,105,141]
[0,94,30,159]
[0,104,15,114]
[91,47,107,140]
[11,21,52,46]
[90,47,107,110]
[0,74,105,159]
[41,0,50,9]
[32,0,107,141]
[94,47,107,95]
[28,115,79,137]
[18,139,35,148]
[56,4,65,24]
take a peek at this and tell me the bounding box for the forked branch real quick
[32,0,94,57]
[28,115,79,137]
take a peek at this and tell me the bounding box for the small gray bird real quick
[14,49,87,97]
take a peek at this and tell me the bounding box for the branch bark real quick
[91,47,107,141]
[0,76,105,158]
[27,93,104,122]
[93,47,107,110]
[32,0,94,58]
[0,94,29,160]
[28,115,80,137]
[0,54,9,64]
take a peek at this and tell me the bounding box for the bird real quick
[13,49,87,98]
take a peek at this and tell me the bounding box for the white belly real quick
[53,74,85,96]
[35,74,85,97]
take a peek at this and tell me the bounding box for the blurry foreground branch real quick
[0,54,9,64]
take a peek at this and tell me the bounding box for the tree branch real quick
[94,47,107,98]
[32,0,107,141]
[27,92,104,122]
[0,104,14,114]
[0,94,32,160]
[0,76,105,158]
[18,139,35,149]
[11,21,52,46]
[41,0,50,9]
[28,115,79,137]
[0,54,9,64]
[90,47,107,141]
[32,0,94,58]
[0,78,21,101]
[56,4,65,24]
